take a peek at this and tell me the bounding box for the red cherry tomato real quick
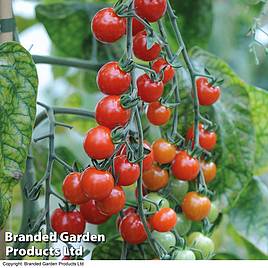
[119,213,148,244]
[137,74,164,103]
[152,58,175,84]
[152,138,176,164]
[96,186,126,216]
[132,18,145,36]
[96,95,131,130]
[116,207,136,228]
[62,172,88,205]
[147,101,171,126]
[81,167,114,201]
[201,161,217,183]
[92,8,126,43]
[181,192,211,221]
[151,208,177,232]
[114,155,140,186]
[186,124,217,151]
[134,0,167,22]
[97,62,131,95]
[133,30,161,61]
[80,200,110,225]
[196,77,221,106]
[171,151,200,181]
[83,126,114,160]
[51,208,85,235]
[143,165,169,191]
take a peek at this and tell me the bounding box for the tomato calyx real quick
[58,202,76,213]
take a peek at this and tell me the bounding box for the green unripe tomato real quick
[208,203,219,223]
[170,178,189,203]
[175,213,192,236]
[143,192,169,213]
[187,232,215,259]
[152,231,176,253]
[173,249,196,260]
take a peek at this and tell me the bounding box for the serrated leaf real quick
[190,47,256,209]
[0,42,38,228]
[91,239,156,260]
[229,177,268,255]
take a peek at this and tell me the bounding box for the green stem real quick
[34,106,95,128]
[135,108,160,257]
[32,55,104,71]
[157,19,180,137]
[166,0,200,148]
[8,152,40,260]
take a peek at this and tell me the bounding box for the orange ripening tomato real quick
[143,165,169,191]
[151,208,177,232]
[201,161,217,183]
[181,192,211,221]
[152,138,176,164]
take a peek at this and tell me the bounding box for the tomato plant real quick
[3,0,268,262]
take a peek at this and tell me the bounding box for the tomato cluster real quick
[50,0,222,260]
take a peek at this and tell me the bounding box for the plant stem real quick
[166,0,200,148]
[124,2,160,257]
[32,55,104,71]
[34,106,95,128]
[8,152,40,260]
[157,19,180,138]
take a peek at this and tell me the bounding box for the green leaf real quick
[0,42,38,228]
[190,47,256,209]
[246,87,268,175]
[167,0,213,48]
[229,177,268,256]
[15,16,38,33]
[35,3,92,58]
[91,239,156,260]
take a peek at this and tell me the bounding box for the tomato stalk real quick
[32,55,104,71]
[124,4,161,257]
